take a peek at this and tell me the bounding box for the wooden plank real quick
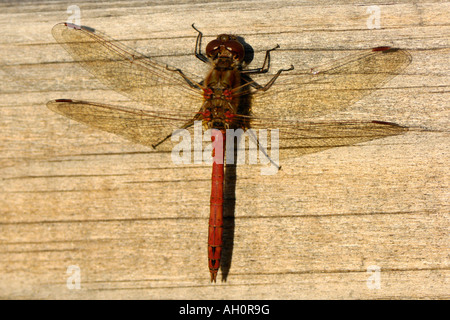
[0,0,448,299]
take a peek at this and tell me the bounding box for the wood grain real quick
[0,0,448,299]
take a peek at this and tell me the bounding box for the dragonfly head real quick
[206,34,245,68]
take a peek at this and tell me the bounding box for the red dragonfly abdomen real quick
[208,129,225,282]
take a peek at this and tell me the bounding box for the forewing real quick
[51,23,203,114]
[250,48,412,120]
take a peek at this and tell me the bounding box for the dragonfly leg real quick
[165,65,202,89]
[241,44,280,75]
[246,129,281,170]
[252,65,294,92]
[192,24,209,63]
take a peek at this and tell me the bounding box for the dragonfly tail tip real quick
[210,272,217,283]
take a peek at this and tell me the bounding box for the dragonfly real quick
[47,22,411,282]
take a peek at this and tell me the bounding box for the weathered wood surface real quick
[0,0,448,299]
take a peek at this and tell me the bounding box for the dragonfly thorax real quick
[202,56,241,129]
[203,88,234,101]
[200,96,237,130]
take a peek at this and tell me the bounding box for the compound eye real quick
[224,40,244,61]
[206,39,221,57]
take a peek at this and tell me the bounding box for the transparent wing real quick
[237,47,411,161]
[246,118,408,161]
[51,22,203,114]
[250,47,412,120]
[49,23,411,161]
[47,99,199,150]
